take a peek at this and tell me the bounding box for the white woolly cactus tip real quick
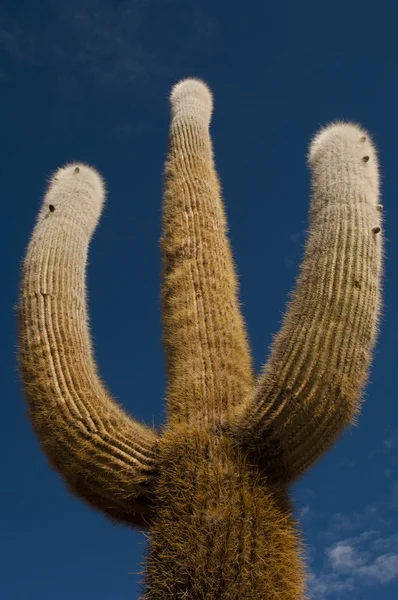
[44,162,106,234]
[308,121,379,197]
[170,78,213,124]
[308,121,375,164]
[50,162,105,200]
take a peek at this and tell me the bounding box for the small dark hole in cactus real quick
[376,204,383,211]
[74,166,80,174]
[49,204,55,212]
[360,136,366,142]
[354,280,361,289]
[372,226,381,234]
[362,155,370,163]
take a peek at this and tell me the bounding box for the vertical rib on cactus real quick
[227,123,383,484]
[161,79,254,427]
[18,164,159,528]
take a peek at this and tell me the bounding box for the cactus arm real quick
[18,164,159,528]
[227,123,383,483]
[161,79,254,427]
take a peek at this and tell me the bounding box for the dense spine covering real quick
[18,164,159,528]
[228,123,383,484]
[18,80,384,599]
[143,426,306,599]
[161,79,254,428]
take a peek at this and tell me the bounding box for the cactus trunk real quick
[142,426,306,599]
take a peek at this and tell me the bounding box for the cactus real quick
[18,79,383,598]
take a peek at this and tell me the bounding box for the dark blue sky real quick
[2,1,398,598]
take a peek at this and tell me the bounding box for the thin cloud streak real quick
[0,0,218,93]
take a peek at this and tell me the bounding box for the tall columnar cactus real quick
[18,79,383,599]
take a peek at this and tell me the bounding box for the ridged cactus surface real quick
[18,79,383,599]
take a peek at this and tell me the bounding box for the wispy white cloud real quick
[289,228,306,244]
[301,446,398,597]
[293,486,316,522]
[284,226,306,269]
[367,428,398,483]
[338,457,355,469]
[298,504,313,520]
[320,505,391,543]
[307,483,398,598]
[308,570,356,598]
[0,0,218,93]
[0,1,218,140]
[384,467,393,479]
[284,256,295,269]
[1,1,158,87]
[0,20,37,62]
[310,529,398,598]
[327,537,372,572]
[369,427,398,459]
[358,553,398,584]
[384,429,398,451]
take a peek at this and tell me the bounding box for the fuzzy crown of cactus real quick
[18,78,383,599]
